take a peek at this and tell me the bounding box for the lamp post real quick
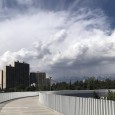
[49,77,52,91]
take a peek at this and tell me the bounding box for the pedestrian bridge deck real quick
[0,96,63,115]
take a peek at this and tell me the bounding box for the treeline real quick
[2,77,115,91]
[51,77,115,90]
[2,85,50,92]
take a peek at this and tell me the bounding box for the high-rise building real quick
[0,70,3,90]
[3,66,15,89]
[30,72,46,87]
[3,61,29,89]
[14,61,29,87]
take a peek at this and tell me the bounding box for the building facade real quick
[46,78,50,87]
[0,70,3,90]
[3,61,29,89]
[14,61,29,87]
[3,66,15,89]
[30,72,46,87]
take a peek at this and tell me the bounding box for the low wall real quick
[0,92,39,103]
[47,89,115,97]
[39,91,115,115]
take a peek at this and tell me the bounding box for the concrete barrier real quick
[0,92,39,103]
[39,91,115,115]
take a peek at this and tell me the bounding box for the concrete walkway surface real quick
[0,96,63,115]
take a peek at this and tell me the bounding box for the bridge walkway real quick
[0,96,63,115]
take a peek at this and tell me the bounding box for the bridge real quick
[0,96,63,115]
[0,90,115,115]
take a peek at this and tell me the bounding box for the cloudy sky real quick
[0,0,115,79]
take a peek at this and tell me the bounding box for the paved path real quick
[0,96,63,115]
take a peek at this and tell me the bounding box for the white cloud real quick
[0,6,115,78]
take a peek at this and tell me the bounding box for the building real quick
[30,72,46,87]
[46,78,50,86]
[3,66,15,89]
[3,61,30,89]
[14,61,29,87]
[0,70,3,90]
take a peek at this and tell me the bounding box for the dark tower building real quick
[14,61,29,87]
[5,66,15,89]
[3,61,29,89]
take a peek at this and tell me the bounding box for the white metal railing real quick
[39,91,115,115]
[0,92,39,103]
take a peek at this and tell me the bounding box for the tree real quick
[107,90,115,101]
[15,84,26,91]
[26,86,36,91]
[93,91,99,99]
